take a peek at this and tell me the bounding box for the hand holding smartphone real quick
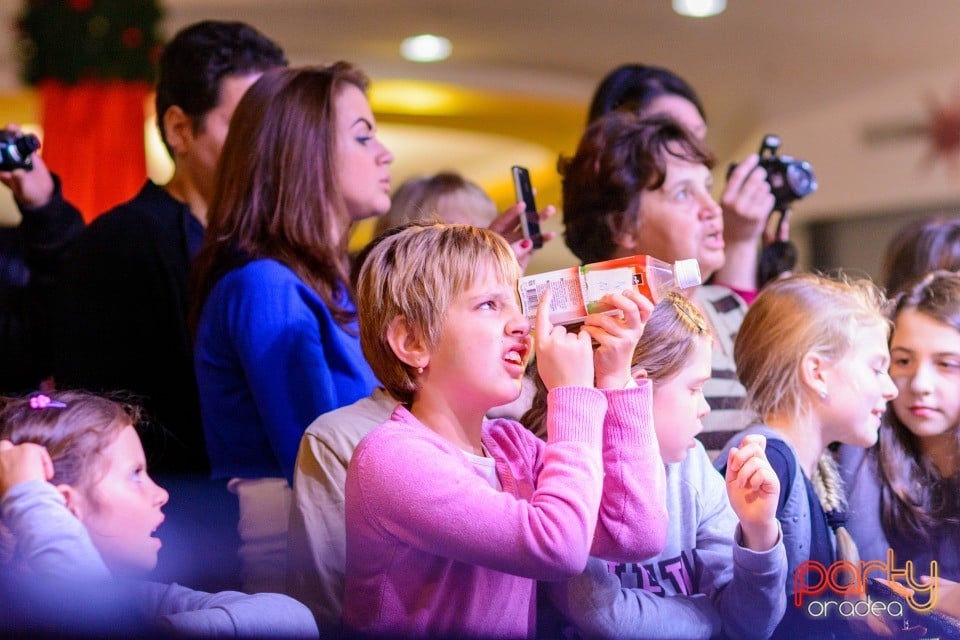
[511,165,543,249]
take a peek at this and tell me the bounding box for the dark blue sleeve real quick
[0,175,84,390]
[763,439,795,517]
[17,174,84,282]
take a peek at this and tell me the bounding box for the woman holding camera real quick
[588,64,780,303]
[560,112,752,455]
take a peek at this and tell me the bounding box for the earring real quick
[417,366,424,374]
[819,389,828,400]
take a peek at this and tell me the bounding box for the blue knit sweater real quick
[194,258,378,483]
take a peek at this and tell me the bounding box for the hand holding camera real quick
[724,135,816,287]
[0,130,40,172]
[0,128,55,209]
[754,134,817,211]
[725,135,817,234]
[722,153,776,244]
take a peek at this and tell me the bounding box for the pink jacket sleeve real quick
[347,386,607,581]
[590,380,668,562]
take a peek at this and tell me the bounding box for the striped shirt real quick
[693,285,754,458]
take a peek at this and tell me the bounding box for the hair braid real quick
[812,453,860,568]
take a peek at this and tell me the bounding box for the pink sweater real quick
[343,383,667,638]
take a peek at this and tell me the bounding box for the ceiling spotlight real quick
[401,34,452,63]
[672,0,726,18]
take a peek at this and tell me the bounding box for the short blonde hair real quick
[734,273,890,421]
[632,292,712,383]
[357,223,520,404]
[374,172,498,238]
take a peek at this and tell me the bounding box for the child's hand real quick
[725,434,780,552]
[582,289,654,389]
[925,575,960,620]
[0,440,54,497]
[487,201,558,274]
[534,289,594,390]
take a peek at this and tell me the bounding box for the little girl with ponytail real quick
[0,391,318,638]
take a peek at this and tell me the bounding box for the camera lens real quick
[0,132,40,171]
[785,161,817,198]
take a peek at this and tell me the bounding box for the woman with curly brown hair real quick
[560,112,751,453]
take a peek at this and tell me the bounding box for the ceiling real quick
[157,0,960,162]
[156,1,960,262]
[2,1,958,260]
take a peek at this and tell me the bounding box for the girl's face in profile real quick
[650,337,712,463]
[818,322,898,447]
[889,309,960,452]
[71,426,169,576]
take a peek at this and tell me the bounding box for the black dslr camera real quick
[0,131,40,172]
[728,134,817,212]
[754,134,817,212]
[727,135,816,287]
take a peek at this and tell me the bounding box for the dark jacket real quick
[52,180,207,473]
[0,176,84,392]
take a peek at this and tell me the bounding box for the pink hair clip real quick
[29,394,67,410]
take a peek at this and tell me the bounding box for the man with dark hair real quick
[0,21,286,591]
[43,22,286,475]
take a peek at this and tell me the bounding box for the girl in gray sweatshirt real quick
[537,293,787,639]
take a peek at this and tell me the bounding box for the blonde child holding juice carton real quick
[343,223,668,638]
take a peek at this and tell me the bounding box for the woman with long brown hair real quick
[190,62,393,593]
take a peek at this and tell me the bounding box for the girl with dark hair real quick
[842,271,960,582]
[191,62,393,593]
[880,215,960,295]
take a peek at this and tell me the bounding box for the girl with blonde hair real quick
[715,273,898,638]
[537,293,787,639]
[344,223,668,637]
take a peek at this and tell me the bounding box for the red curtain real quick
[38,80,150,222]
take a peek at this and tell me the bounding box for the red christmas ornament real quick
[121,27,143,48]
[68,0,94,11]
[917,88,960,174]
[148,44,163,64]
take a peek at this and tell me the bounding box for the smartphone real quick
[511,165,543,249]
